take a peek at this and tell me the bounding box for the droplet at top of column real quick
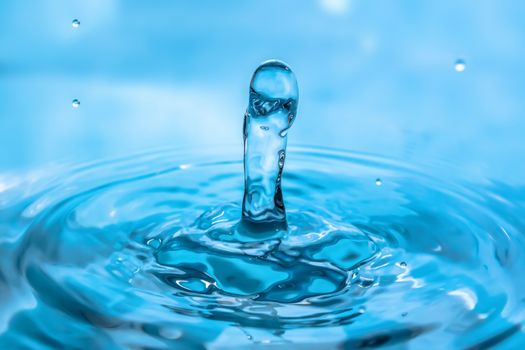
[250,60,298,103]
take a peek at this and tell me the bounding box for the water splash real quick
[1,146,524,348]
[1,59,524,348]
[242,60,298,226]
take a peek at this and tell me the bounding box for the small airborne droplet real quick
[454,59,466,72]
[72,99,80,108]
[375,178,382,186]
[398,261,407,268]
[72,19,80,28]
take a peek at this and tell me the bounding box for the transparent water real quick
[1,144,524,349]
[242,60,298,225]
[1,56,524,347]
[2,2,525,349]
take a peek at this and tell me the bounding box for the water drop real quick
[401,312,408,317]
[278,150,285,169]
[398,261,407,268]
[454,59,466,72]
[72,99,80,108]
[147,238,161,249]
[242,60,298,225]
[375,178,382,186]
[72,19,80,28]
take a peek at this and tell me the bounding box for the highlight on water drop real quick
[72,99,80,108]
[454,59,466,72]
[72,19,80,28]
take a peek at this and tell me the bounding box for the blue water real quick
[1,145,524,348]
[242,60,298,225]
[2,1,525,349]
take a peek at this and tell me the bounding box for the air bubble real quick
[278,150,285,169]
[72,19,80,28]
[72,99,80,108]
[375,178,382,186]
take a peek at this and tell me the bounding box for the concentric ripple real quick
[0,146,524,349]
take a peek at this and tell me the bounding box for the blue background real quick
[1,0,524,184]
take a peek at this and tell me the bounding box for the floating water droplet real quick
[375,178,382,186]
[72,99,80,108]
[454,59,466,72]
[398,261,407,268]
[359,307,366,314]
[401,312,408,317]
[242,60,298,225]
[72,19,80,28]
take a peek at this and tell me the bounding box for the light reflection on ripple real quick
[0,146,524,348]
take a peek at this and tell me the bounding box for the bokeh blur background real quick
[1,0,524,184]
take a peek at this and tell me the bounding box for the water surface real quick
[1,146,524,349]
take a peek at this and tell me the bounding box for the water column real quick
[242,60,299,227]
